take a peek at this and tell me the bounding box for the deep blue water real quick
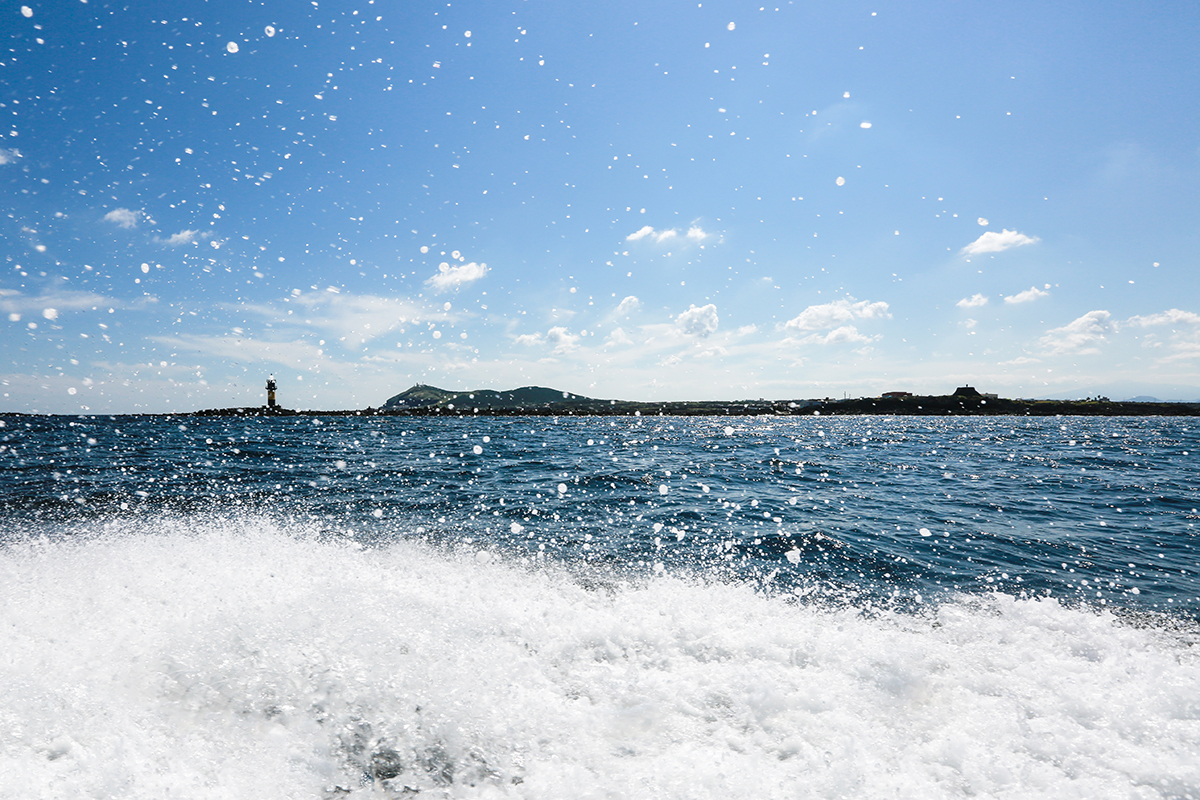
[3,414,1200,798]
[3,413,1198,615]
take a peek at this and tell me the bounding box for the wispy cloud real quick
[1039,310,1112,354]
[676,303,719,337]
[426,261,489,292]
[1004,285,1050,304]
[798,325,876,346]
[0,148,22,165]
[104,208,142,229]
[784,298,890,333]
[1125,309,1200,328]
[0,288,136,320]
[241,290,436,349]
[957,293,989,309]
[606,327,633,346]
[961,229,1040,255]
[1125,308,1200,362]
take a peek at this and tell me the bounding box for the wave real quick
[2,515,1199,798]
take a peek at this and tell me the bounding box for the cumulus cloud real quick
[961,229,1040,255]
[1004,285,1050,304]
[676,303,719,337]
[0,148,22,165]
[784,298,890,333]
[425,261,489,292]
[104,208,142,229]
[1039,310,1112,355]
[158,229,199,247]
[627,225,713,244]
[515,326,580,353]
[615,295,641,316]
[545,326,580,352]
[957,293,989,309]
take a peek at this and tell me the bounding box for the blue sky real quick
[3,0,1199,413]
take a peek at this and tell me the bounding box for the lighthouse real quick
[266,375,277,408]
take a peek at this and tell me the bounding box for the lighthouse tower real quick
[266,375,277,408]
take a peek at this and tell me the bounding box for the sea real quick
[2,412,1198,799]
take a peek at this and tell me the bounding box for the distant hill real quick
[381,384,592,411]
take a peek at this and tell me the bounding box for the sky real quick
[3,0,1199,413]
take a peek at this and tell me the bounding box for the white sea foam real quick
[2,516,1198,798]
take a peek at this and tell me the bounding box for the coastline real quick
[5,395,1195,419]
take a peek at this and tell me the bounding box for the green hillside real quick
[381,384,591,411]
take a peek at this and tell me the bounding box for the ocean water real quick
[2,413,1199,798]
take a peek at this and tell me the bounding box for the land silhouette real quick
[184,384,1200,418]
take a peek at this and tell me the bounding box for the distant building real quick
[882,391,912,399]
[952,386,981,397]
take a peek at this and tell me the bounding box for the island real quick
[186,383,1200,418]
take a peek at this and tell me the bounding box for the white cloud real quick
[545,326,580,353]
[606,327,632,346]
[799,325,875,346]
[1004,286,1050,304]
[0,288,127,315]
[247,290,432,349]
[1039,310,1112,355]
[627,225,714,245]
[425,261,489,292]
[104,208,142,229]
[957,293,989,309]
[784,298,890,333]
[961,229,1040,255]
[515,326,580,353]
[1125,308,1200,362]
[615,295,641,316]
[0,148,21,165]
[676,303,719,337]
[159,229,199,247]
[1125,309,1200,328]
